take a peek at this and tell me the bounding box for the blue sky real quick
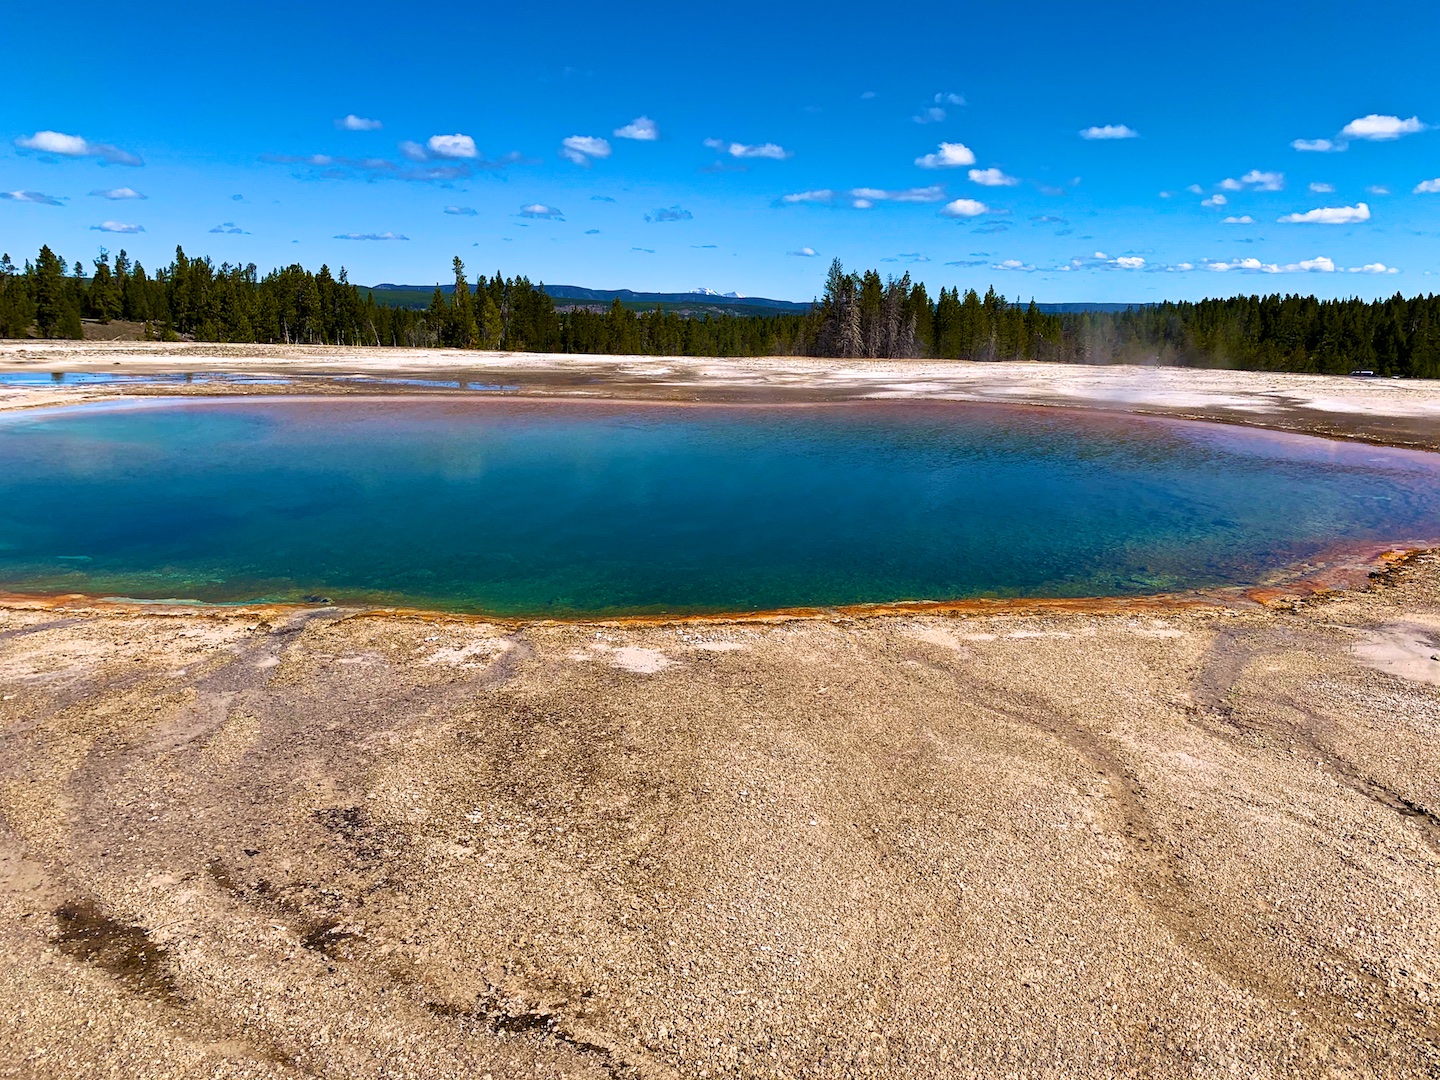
[3,0,1438,303]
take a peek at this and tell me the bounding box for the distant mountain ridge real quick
[539,285,808,313]
[1034,302,1153,314]
[366,283,811,315]
[364,283,1149,317]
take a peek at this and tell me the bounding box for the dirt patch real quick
[1353,620,1440,685]
[52,899,179,1000]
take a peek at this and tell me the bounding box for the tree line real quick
[0,244,806,356]
[812,258,1062,362]
[1,244,1436,377]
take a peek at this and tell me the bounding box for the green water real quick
[0,396,1436,615]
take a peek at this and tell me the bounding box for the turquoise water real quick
[0,371,514,390]
[0,371,290,386]
[0,396,1436,615]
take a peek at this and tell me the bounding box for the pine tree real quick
[909,281,932,357]
[478,286,502,349]
[817,258,863,358]
[0,254,33,337]
[427,285,449,347]
[449,256,478,348]
[33,246,76,337]
[89,250,121,323]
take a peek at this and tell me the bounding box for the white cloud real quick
[915,142,976,168]
[1277,202,1370,224]
[20,130,88,155]
[1221,215,1255,224]
[968,167,1018,187]
[895,187,946,203]
[704,139,788,159]
[1203,256,1359,275]
[1243,169,1284,191]
[1055,252,1146,271]
[1201,194,1227,207]
[1079,124,1138,140]
[939,197,989,218]
[561,135,611,165]
[779,189,833,204]
[519,203,564,219]
[0,190,65,206]
[1006,253,1211,274]
[1350,262,1400,274]
[781,186,945,209]
[427,133,477,159]
[1186,184,1203,195]
[1219,170,1283,192]
[614,116,659,141]
[1367,185,1391,195]
[732,142,788,160]
[91,221,144,233]
[395,135,488,166]
[1309,181,1334,193]
[334,231,409,240]
[1290,115,1427,156]
[1004,253,1152,274]
[444,206,477,216]
[1341,114,1425,141]
[1219,169,1284,192]
[337,114,382,131]
[935,92,965,105]
[14,129,142,166]
[90,186,145,200]
[787,246,819,257]
[853,186,946,204]
[1414,179,1440,194]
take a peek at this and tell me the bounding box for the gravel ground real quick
[0,554,1438,1078]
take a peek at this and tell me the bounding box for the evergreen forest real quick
[1,245,1436,378]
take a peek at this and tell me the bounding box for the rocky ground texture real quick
[0,553,1438,1078]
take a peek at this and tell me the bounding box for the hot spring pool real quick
[0,396,1436,616]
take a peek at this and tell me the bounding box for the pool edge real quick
[0,543,1431,629]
